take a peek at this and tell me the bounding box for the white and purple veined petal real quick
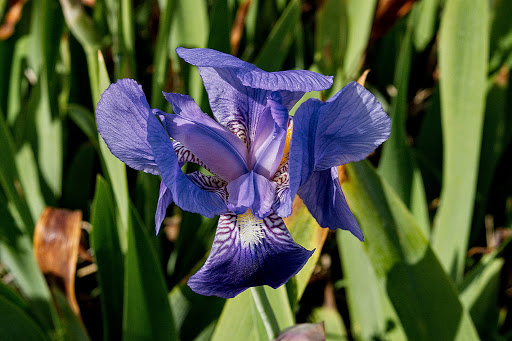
[187,211,313,299]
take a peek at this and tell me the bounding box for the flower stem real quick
[250,286,280,340]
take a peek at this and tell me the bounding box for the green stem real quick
[250,286,280,340]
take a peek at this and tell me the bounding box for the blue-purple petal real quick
[155,181,173,234]
[297,167,363,241]
[187,212,313,298]
[162,92,249,182]
[96,78,160,175]
[289,82,390,199]
[226,171,276,218]
[288,99,322,199]
[272,186,293,217]
[313,82,391,170]
[249,95,288,179]
[176,47,333,92]
[176,48,332,146]
[146,114,227,218]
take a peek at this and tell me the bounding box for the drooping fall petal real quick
[187,212,313,298]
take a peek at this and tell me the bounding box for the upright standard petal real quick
[96,79,160,174]
[176,47,333,92]
[297,168,363,241]
[187,212,313,298]
[289,82,391,198]
[147,114,227,218]
[312,82,391,170]
[163,92,249,182]
[176,48,333,145]
[249,93,288,179]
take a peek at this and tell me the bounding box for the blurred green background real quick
[1,0,512,340]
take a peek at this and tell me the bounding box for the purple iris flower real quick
[96,47,390,299]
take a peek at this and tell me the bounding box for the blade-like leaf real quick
[0,109,33,230]
[489,0,512,72]
[169,0,209,103]
[52,289,90,341]
[338,232,407,341]
[90,176,124,341]
[123,204,177,341]
[342,161,480,341]
[0,194,56,333]
[211,286,294,341]
[378,21,429,236]
[459,257,503,338]
[314,0,347,78]
[309,306,348,341]
[412,0,440,52]
[169,285,225,341]
[473,82,512,240]
[254,0,300,71]
[0,295,50,341]
[342,0,377,81]
[207,0,232,53]
[15,144,46,223]
[432,0,489,282]
[68,104,99,149]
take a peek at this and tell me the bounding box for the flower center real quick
[237,210,265,248]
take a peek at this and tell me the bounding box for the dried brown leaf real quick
[0,0,27,40]
[33,207,83,317]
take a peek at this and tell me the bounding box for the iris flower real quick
[96,48,390,298]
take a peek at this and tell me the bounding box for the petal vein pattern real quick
[187,212,313,298]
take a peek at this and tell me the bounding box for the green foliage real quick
[1,0,512,340]
[123,205,177,341]
[433,0,489,282]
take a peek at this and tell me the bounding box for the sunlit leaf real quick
[378,20,429,236]
[254,0,300,71]
[432,0,489,282]
[338,232,407,341]
[342,0,377,81]
[342,161,479,340]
